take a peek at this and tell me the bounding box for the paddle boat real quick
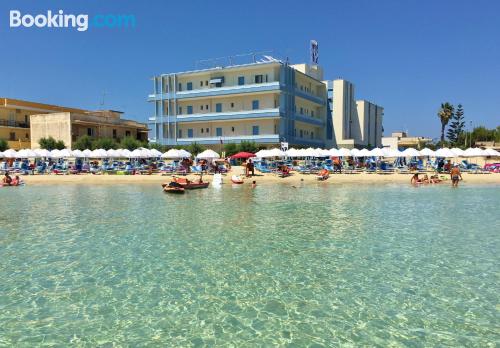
[231,175,244,184]
[161,176,209,190]
[163,182,185,194]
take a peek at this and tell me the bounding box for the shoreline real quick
[18,168,500,186]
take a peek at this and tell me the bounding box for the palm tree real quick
[437,102,454,142]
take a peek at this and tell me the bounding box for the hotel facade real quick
[149,58,383,149]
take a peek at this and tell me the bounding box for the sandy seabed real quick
[20,166,500,186]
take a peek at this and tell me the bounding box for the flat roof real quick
[154,61,282,78]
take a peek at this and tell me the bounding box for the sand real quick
[20,166,500,186]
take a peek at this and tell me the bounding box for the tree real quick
[92,137,118,150]
[120,136,143,150]
[186,142,205,156]
[73,135,93,150]
[39,136,65,150]
[224,142,238,156]
[55,140,66,150]
[238,141,258,153]
[471,126,496,143]
[437,102,454,142]
[0,139,8,152]
[446,104,465,146]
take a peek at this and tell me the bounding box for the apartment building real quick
[148,60,329,148]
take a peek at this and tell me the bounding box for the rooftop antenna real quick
[310,40,319,65]
[99,90,107,109]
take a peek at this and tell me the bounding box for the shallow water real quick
[0,183,499,346]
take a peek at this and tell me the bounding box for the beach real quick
[20,166,500,186]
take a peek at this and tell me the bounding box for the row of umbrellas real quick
[1,146,499,160]
[255,147,500,158]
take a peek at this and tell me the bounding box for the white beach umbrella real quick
[0,151,3,158]
[105,149,119,158]
[178,149,192,158]
[402,148,421,157]
[131,148,145,158]
[149,149,162,157]
[369,148,385,157]
[384,148,402,157]
[285,148,301,157]
[302,148,317,157]
[255,149,269,158]
[59,149,72,158]
[33,148,50,157]
[268,148,286,157]
[328,148,340,157]
[82,149,93,157]
[338,148,352,157]
[49,149,62,158]
[72,149,85,158]
[161,149,182,159]
[119,149,132,158]
[90,149,108,158]
[463,147,487,157]
[3,149,18,158]
[358,148,371,157]
[350,148,361,157]
[450,148,465,157]
[419,148,435,157]
[434,148,456,158]
[17,149,37,158]
[196,149,220,159]
[484,148,500,156]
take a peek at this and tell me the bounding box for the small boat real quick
[161,179,209,190]
[163,186,185,194]
[231,175,244,184]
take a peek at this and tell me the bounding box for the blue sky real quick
[1,0,499,138]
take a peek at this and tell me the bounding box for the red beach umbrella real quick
[230,152,256,159]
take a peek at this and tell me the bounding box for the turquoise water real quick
[0,183,499,347]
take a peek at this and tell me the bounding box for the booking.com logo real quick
[9,10,136,32]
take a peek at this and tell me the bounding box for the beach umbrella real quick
[484,148,500,156]
[59,149,72,158]
[350,148,361,157]
[384,148,402,157]
[72,149,85,158]
[130,148,147,158]
[0,151,3,158]
[419,148,435,157]
[328,148,341,157]
[337,148,352,157]
[90,149,108,158]
[434,148,456,158]
[17,149,37,158]
[267,148,286,157]
[369,148,385,157]
[105,149,119,158]
[161,149,182,158]
[463,147,487,157]
[119,149,132,158]
[255,149,268,158]
[358,148,371,157]
[2,149,18,158]
[230,152,256,159]
[302,148,317,157]
[196,149,220,159]
[451,148,465,157]
[82,149,93,157]
[149,149,162,158]
[285,148,301,157]
[33,148,50,157]
[178,149,192,158]
[49,149,62,158]
[402,148,421,157]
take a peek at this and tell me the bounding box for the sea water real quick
[0,183,499,346]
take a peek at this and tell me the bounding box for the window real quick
[24,115,28,124]
[125,130,131,137]
[112,129,117,138]
[187,82,193,90]
[205,81,208,86]
[178,106,182,114]
[206,128,209,133]
[255,75,263,83]
[200,81,203,87]
[216,127,222,136]
[179,129,182,138]
[87,128,93,136]
[188,129,193,138]
[230,103,234,108]
[300,107,303,115]
[252,126,259,135]
[178,83,182,91]
[252,100,259,110]
[200,105,203,110]
[206,105,209,110]
[9,132,15,141]
[201,128,204,134]
[216,103,222,112]
[238,76,245,85]
[311,110,314,117]
[231,127,235,132]
[311,132,314,139]
[187,106,193,114]
[300,130,303,138]
[25,133,29,139]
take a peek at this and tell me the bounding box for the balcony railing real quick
[0,119,30,128]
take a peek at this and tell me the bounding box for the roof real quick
[0,97,88,113]
[155,60,282,78]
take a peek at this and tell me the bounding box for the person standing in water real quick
[450,164,462,187]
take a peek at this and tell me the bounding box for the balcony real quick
[148,82,281,101]
[178,108,280,123]
[0,119,30,128]
[176,134,280,145]
[294,88,325,105]
[293,114,324,126]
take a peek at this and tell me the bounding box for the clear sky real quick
[1,0,499,138]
